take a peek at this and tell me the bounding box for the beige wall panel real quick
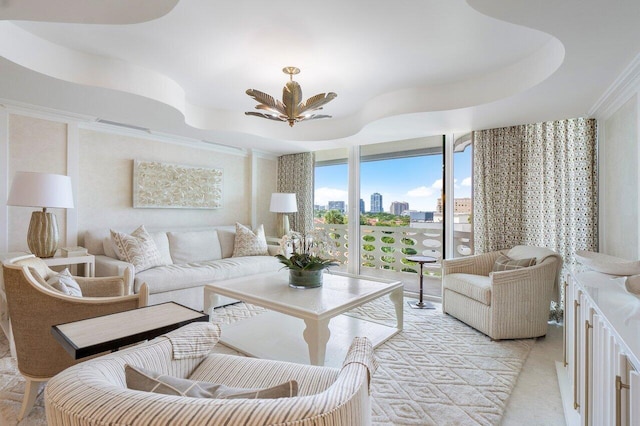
[77,129,256,239]
[602,95,638,259]
[256,155,278,236]
[8,115,68,252]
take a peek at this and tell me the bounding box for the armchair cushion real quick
[125,364,298,399]
[492,254,536,272]
[46,268,82,297]
[444,273,492,305]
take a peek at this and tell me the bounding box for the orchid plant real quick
[276,229,339,271]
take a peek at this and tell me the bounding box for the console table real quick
[557,270,640,425]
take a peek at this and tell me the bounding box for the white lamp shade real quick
[270,193,297,213]
[7,172,74,209]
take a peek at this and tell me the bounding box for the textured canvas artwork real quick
[133,160,223,209]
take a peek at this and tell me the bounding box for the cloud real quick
[406,186,434,197]
[461,177,472,187]
[314,187,348,206]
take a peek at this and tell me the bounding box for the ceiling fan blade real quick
[299,92,337,115]
[283,81,303,119]
[246,89,285,114]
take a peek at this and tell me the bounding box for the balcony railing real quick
[316,222,472,297]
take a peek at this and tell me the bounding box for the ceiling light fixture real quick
[245,67,337,127]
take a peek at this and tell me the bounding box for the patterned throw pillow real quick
[110,225,165,272]
[492,254,536,272]
[232,223,269,257]
[46,268,83,297]
[125,364,298,399]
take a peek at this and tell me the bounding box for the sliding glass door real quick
[313,135,472,298]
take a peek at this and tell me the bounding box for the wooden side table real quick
[41,254,95,277]
[406,255,437,309]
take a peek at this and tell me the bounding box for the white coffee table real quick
[204,271,403,367]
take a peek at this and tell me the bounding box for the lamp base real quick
[27,210,59,258]
[277,214,291,237]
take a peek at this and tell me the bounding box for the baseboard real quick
[555,361,580,426]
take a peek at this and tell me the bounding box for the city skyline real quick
[315,149,472,211]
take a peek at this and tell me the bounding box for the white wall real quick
[1,107,278,254]
[593,54,640,259]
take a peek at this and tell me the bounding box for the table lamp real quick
[270,193,297,237]
[7,171,74,258]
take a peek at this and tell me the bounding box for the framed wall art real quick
[133,160,223,209]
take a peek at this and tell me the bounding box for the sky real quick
[315,149,471,212]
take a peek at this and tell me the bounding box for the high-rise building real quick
[370,193,383,213]
[328,200,345,213]
[436,197,472,214]
[359,199,365,214]
[390,201,409,216]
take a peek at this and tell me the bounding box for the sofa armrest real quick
[95,255,135,293]
[442,251,503,276]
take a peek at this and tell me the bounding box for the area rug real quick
[0,297,534,425]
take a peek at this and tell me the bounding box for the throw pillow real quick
[46,268,83,297]
[492,254,536,272]
[232,223,269,257]
[111,225,165,272]
[125,364,298,399]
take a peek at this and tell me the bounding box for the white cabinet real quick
[559,271,640,425]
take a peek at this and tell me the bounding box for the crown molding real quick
[81,121,249,157]
[589,52,640,120]
[0,98,96,123]
[0,98,251,157]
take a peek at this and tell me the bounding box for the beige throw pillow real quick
[125,364,298,399]
[46,268,83,297]
[111,225,165,272]
[232,223,269,257]
[492,254,536,272]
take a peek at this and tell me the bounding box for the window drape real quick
[277,152,315,234]
[473,117,598,269]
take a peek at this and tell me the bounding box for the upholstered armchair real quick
[2,254,149,420]
[442,245,562,340]
[45,322,377,426]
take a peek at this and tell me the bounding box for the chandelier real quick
[245,67,337,127]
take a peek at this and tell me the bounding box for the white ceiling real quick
[0,0,639,154]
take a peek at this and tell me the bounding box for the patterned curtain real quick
[277,152,315,234]
[473,126,526,252]
[473,117,598,269]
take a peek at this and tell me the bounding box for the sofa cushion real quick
[168,230,222,264]
[216,228,236,259]
[232,223,269,257]
[133,255,282,294]
[111,225,167,272]
[492,254,536,272]
[443,273,492,306]
[125,364,298,399]
[149,231,173,265]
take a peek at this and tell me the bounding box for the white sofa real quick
[84,225,282,311]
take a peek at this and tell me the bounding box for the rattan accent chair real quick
[442,246,562,340]
[2,254,148,420]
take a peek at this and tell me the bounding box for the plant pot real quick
[289,269,323,289]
